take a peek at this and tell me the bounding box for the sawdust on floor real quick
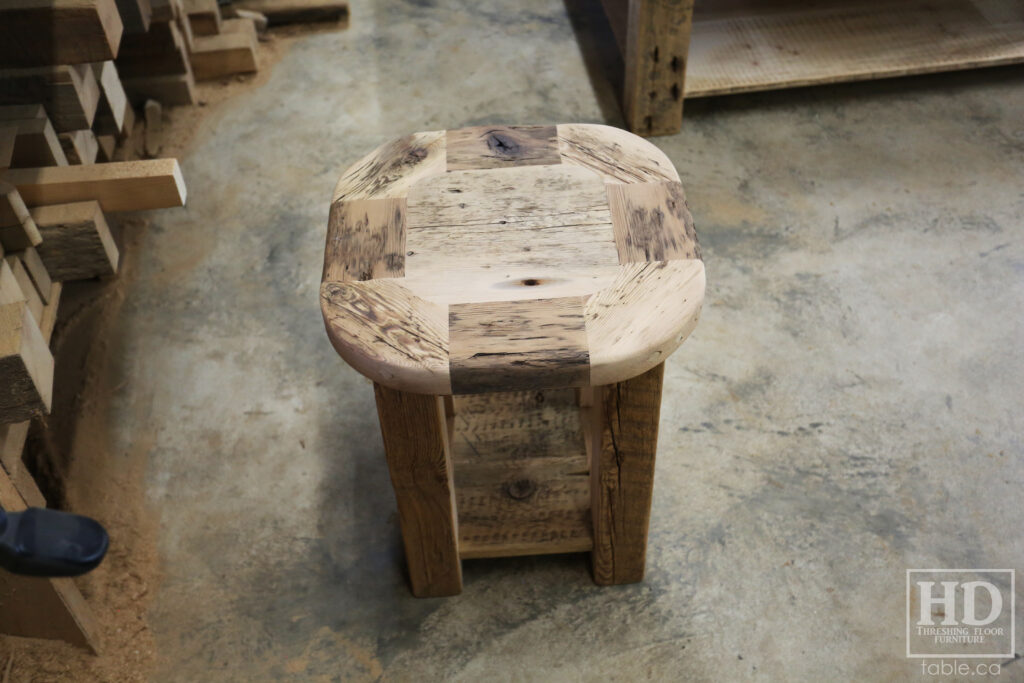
[0,20,346,683]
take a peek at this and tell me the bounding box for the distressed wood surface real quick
[322,198,405,282]
[321,124,704,394]
[607,180,700,262]
[445,125,560,171]
[32,201,119,281]
[449,296,590,394]
[453,389,592,558]
[374,383,462,597]
[589,362,664,584]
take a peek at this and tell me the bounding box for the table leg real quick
[374,383,462,597]
[589,362,664,584]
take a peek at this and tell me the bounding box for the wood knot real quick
[504,478,537,501]
[486,132,520,156]
[520,278,541,286]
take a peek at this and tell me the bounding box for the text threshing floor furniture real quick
[320,123,705,597]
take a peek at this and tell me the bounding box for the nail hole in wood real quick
[504,478,537,501]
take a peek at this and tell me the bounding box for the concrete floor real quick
[105,0,1023,679]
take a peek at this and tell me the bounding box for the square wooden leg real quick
[588,362,664,585]
[373,383,462,597]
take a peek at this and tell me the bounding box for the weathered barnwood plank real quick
[445,125,561,171]
[589,362,664,585]
[323,198,405,282]
[374,383,462,597]
[606,180,700,262]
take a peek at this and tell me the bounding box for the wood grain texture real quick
[622,0,694,136]
[6,159,187,211]
[374,383,462,597]
[4,256,44,324]
[687,0,1024,98]
[557,123,678,184]
[453,388,592,558]
[91,60,130,135]
[32,202,119,281]
[0,0,123,67]
[607,180,700,262]
[322,198,405,282]
[449,296,590,394]
[332,130,445,202]
[320,280,451,394]
[445,125,561,171]
[404,165,617,276]
[584,259,704,385]
[0,300,54,423]
[0,465,100,652]
[589,362,663,585]
[0,65,101,132]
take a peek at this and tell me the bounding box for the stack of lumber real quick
[0,0,188,653]
[118,0,260,107]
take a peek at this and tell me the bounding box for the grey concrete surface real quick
[106,0,1023,679]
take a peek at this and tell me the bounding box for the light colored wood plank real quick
[453,389,592,559]
[95,133,116,162]
[90,60,131,135]
[322,198,405,282]
[0,421,31,478]
[17,246,54,303]
[444,125,560,171]
[190,19,260,80]
[557,123,678,184]
[0,300,53,422]
[589,362,663,585]
[448,296,590,394]
[0,464,100,652]
[374,383,462,597]
[33,201,119,281]
[4,256,44,324]
[6,158,187,211]
[59,128,100,165]
[621,0,694,136]
[0,181,43,250]
[5,116,69,168]
[38,280,62,343]
[232,0,348,25]
[404,165,618,279]
[332,130,446,202]
[584,259,703,386]
[320,280,451,394]
[0,0,123,67]
[606,180,700,263]
[0,64,102,132]
[686,0,1024,97]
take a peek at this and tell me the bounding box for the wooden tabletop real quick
[320,124,705,395]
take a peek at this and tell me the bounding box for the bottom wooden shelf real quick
[450,389,593,559]
[686,0,1024,97]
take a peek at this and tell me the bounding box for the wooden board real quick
[91,61,131,136]
[686,0,1024,97]
[190,19,259,80]
[0,64,102,132]
[116,19,191,78]
[123,68,198,107]
[32,201,119,281]
[0,0,123,67]
[0,300,53,423]
[452,389,593,559]
[6,159,187,211]
[4,256,44,324]
[5,116,69,168]
[59,129,101,165]
[182,0,222,35]
[0,181,43,251]
[116,0,153,33]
